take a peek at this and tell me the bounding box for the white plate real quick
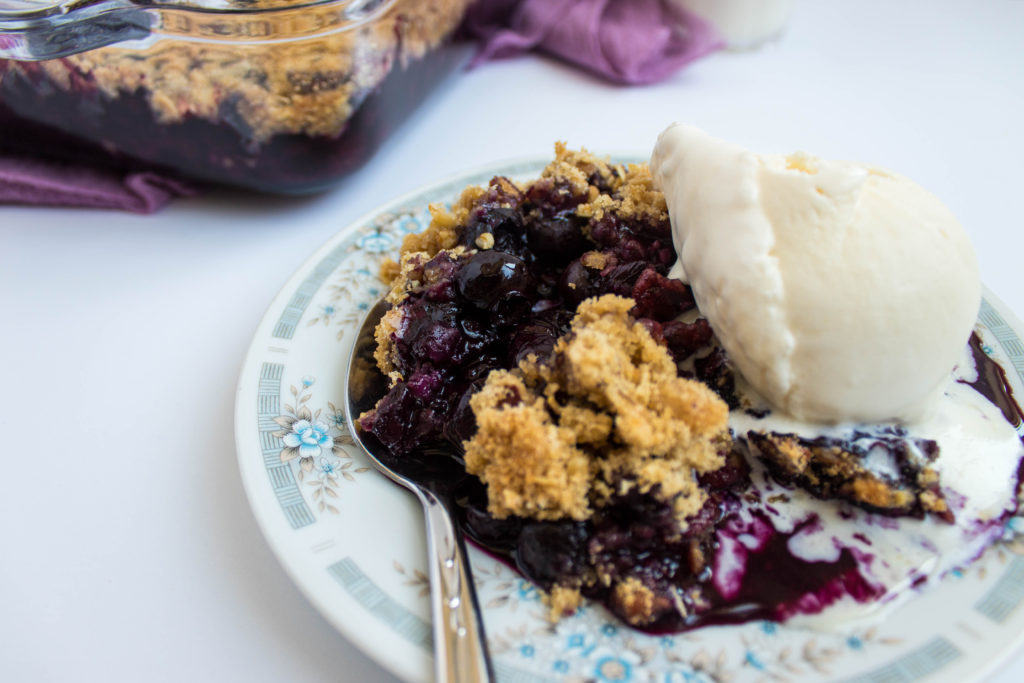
[235,158,1024,683]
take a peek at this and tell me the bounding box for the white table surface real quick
[2,0,1023,681]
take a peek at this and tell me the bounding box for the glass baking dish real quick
[0,0,473,192]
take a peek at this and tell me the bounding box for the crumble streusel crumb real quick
[464,371,592,521]
[474,232,495,250]
[378,259,402,285]
[373,305,404,381]
[463,295,730,526]
[580,250,610,270]
[610,576,660,627]
[576,163,668,225]
[541,142,614,200]
[919,490,949,515]
[557,404,613,445]
[848,476,915,510]
[374,251,418,376]
[544,585,585,623]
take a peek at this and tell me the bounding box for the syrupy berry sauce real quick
[360,168,1024,633]
[0,42,468,193]
[964,332,1024,486]
[964,333,1024,432]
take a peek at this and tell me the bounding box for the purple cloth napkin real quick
[463,0,723,84]
[0,152,197,214]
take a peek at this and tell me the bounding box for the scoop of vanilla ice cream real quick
[650,123,981,423]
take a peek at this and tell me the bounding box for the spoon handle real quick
[419,487,494,683]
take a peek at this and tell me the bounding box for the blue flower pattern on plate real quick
[271,379,367,515]
[283,419,334,458]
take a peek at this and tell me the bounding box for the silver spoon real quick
[344,299,494,683]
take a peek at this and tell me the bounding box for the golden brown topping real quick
[557,405,613,445]
[609,577,662,627]
[373,305,404,382]
[378,259,402,286]
[919,489,949,514]
[580,250,610,270]
[463,295,730,526]
[464,372,592,521]
[542,142,614,199]
[543,585,585,623]
[474,232,495,250]
[576,162,668,224]
[393,203,464,266]
[848,476,915,510]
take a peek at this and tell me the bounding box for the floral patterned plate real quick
[234,158,1024,683]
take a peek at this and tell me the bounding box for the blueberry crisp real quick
[358,145,1024,632]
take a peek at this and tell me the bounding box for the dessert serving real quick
[0,0,471,192]
[356,129,1024,634]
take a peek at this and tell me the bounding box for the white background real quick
[2,0,1023,681]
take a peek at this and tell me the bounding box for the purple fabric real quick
[463,0,723,85]
[0,152,198,214]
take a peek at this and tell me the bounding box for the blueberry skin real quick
[455,251,538,311]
